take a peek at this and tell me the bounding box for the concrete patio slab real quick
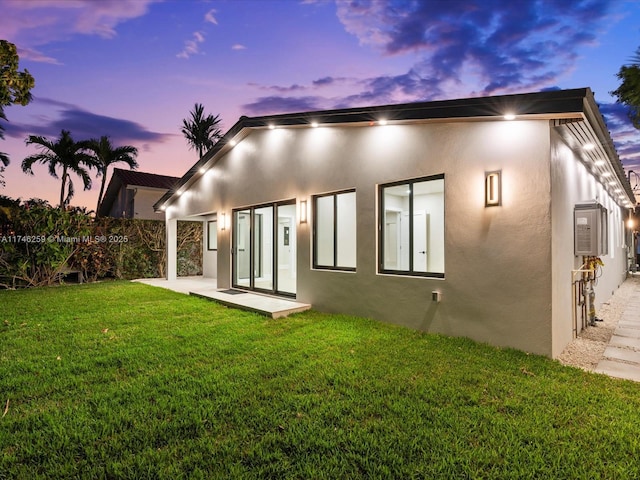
[133,277,311,319]
[191,289,311,319]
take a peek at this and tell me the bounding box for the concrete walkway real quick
[595,277,640,382]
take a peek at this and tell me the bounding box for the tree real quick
[611,47,640,129]
[21,130,95,208]
[1,40,35,169]
[87,135,138,214]
[181,103,222,158]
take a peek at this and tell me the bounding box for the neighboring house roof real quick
[154,88,635,211]
[99,168,180,216]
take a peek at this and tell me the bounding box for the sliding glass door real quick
[232,200,296,296]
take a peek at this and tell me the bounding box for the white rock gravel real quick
[557,275,640,371]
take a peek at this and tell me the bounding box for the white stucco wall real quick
[167,119,558,356]
[550,129,629,357]
[131,187,168,220]
[202,214,217,279]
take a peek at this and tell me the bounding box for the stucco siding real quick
[132,188,167,220]
[550,129,629,357]
[168,119,555,356]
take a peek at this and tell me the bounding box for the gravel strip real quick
[557,275,640,371]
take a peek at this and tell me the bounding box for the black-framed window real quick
[313,189,356,271]
[379,174,444,277]
[207,220,217,250]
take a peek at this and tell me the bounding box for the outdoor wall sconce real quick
[300,200,308,224]
[221,212,226,231]
[485,170,502,207]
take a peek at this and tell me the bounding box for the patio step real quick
[190,289,311,319]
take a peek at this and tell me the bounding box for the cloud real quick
[177,31,206,59]
[600,102,640,171]
[242,96,323,116]
[2,97,170,147]
[0,0,160,62]
[232,44,247,50]
[205,8,218,25]
[177,6,221,59]
[333,0,614,100]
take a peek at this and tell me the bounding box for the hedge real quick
[0,200,201,288]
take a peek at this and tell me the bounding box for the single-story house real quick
[98,168,179,219]
[154,88,635,358]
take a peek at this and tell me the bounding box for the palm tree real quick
[181,103,222,158]
[21,130,95,208]
[87,136,138,214]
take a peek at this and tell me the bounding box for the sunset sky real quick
[1,0,640,210]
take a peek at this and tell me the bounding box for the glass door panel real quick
[276,203,296,295]
[232,201,297,297]
[234,209,251,288]
[253,206,274,292]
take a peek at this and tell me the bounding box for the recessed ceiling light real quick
[583,143,595,150]
[503,113,516,120]
[268,124,275,130]
[311,122,319,128]
[379,119,388,126]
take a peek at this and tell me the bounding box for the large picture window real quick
[313,189,356,271]
[379,175,444,277]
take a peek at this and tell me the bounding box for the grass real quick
[1,282,640,479]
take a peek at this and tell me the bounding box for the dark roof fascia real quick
[154,88,592,211]
[244,88,589,128]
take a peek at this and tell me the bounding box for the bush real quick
[0,199,202,287]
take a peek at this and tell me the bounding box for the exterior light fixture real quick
[583,143,595,150]
[221,212,226,231]
[485,170,502,207]
[379,119,388,126]
[311,122,319,128]
[300,200,308,224]
[159,205,166,211]
[229,139,237,147]
[268,124,275,130]
[199,167,206,174]
[503,113,516,120]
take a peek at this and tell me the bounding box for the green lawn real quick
[1,282,640,479]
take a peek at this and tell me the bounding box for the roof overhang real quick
[154,88,634,212]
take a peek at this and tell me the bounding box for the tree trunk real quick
[96,169,107,216]
[59,167,68,208]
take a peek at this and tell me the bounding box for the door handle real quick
[419,251,426,254]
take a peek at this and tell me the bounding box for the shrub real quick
[0,199,202,287]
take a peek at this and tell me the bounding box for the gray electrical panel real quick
[574,203,608,256]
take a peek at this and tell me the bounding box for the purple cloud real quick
[250,0,615,118]
[600,102,640,171]
[242,96,323,116]
[334,0,613,99]
[2,98,170,146]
